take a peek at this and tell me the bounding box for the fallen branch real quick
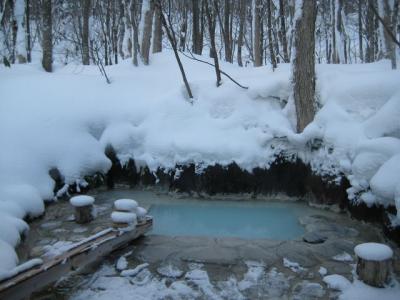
[180,49,249,90]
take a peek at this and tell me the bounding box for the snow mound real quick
[323,274,351,290]
[370,154,400,204]
[70,195,95,207]
[332,252,353,262]
[111,211,137,224]
[354,243,393,261]
[116,256,128,271]
[114,199,138,212]
[136,207,147,222]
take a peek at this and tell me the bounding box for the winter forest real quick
[1,0,400,299]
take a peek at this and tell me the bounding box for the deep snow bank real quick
[0,52,399,272]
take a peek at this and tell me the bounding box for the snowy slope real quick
[0,51,400,272]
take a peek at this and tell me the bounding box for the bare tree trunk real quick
[391,0,399,69]
[366,0,375,62]
[156,1,193,99]
[118,0,126,59]
[129,0,139,66]
[222,0,232,62]
[253,0,262,66]
[199,0,205,54]
[26,0,31,62]
[237,0,246,66]
[205,0,221,86]
[192,0,201,54]
[140,0,154,65]
[152,2,162,53]
[267,0,276,69]
[279,0,289,62]
[292,0,317,133]
[42,0,52,72]
[378,0,397,68]
[179,3,187,51]
[358,0,364,62]
[82,0,90,65]
[332,0,339,63]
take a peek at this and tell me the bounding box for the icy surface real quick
[69,195,95,207]
[114,199,138,211]
[354,243,393,261]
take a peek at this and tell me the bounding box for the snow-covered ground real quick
[0,51,400,276]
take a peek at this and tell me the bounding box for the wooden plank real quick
[0,218,152,300]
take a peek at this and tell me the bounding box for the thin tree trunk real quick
[292,0,317,133]
[130,0,139,66]
[82,0,90,65]
[279,0,289,62]
[391,0,399,68]
[152,2,162,53]
[366,0,375,62]
[140,0,154,65]
[205,0,221,86]
[222,0,232,62]
[358,0,363,62]
[192,0,201,54]
[41,0,52,72]
[253,0,262,66]
[156,1,193,99]
[267,0,277,69]
[26,0,31,62]
[332,0,339,63]
[179,3,187,51]
[237,0,246,66]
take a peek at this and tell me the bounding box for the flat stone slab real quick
[303,232,327,244]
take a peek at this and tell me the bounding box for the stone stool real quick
[70,195,95,224]
[354,242,393,287]
[111,211,137,229]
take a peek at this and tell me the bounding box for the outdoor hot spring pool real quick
[81,189,319,240]
[148,201,306,239]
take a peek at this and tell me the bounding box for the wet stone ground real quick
[17,187,400,300]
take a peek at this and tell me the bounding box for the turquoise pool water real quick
[149,202,305,239]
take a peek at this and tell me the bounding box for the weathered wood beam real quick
[0,218,152,300]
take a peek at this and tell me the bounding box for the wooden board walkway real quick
[0,217,153,300]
